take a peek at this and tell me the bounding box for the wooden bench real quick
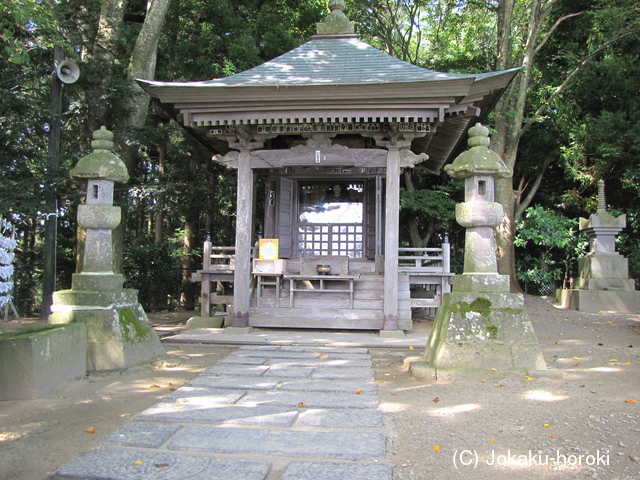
[283,255,359,308]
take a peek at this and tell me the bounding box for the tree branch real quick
[535,11,584,55]
[515,152,555,219]
[519,26,640,141]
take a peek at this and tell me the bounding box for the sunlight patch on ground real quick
[378,401,409,413]
[429,403,481,416]
[522,389,569,402]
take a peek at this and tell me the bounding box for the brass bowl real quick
[316,264,331,275]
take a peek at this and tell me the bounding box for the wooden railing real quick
[398,242,450,273]
[191,242,236,318]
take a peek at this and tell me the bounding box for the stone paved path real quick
[51,346,392,479]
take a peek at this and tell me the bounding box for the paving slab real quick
[163,386,246,404]
[264,358,373,367]
[299,409,384,428]
[310,366,375,380]
[137,403,299,426]
[262,365,315,378]
[52,449,271,480]
[186,376,279,390]
[52,345,392,479]
[281,461,392,480]
[217,356,269,365]
[279,346,371,354]
[167,329,428,348]
[240,391,379,409]
[102,421,182,448]
[279,379,377,393]
[169,427,386,459]
[202,364,270,376]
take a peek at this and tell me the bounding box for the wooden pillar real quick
[383,146,400,329]
[232,148,253,326]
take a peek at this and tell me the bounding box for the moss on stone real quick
[486,324,499,340]
[0,324,66,341]
[117,307,151,342]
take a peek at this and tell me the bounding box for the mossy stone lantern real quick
[50,127,164,371]
[70,126,129,289]
[444,123,511,292]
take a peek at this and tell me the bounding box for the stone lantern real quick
[50,127,164,371]
[71,126,128,287]
[445,123,511,292]
[555,180,640,312]
[410,124,546,378]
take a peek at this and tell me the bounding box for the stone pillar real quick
[554,180,640,312]
[49,127,164,371]
[412,124,546,378]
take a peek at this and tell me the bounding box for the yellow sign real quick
[259,239,279,259]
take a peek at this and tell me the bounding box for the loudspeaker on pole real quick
[56,58,80,84]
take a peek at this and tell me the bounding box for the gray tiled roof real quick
[146,35,499,89]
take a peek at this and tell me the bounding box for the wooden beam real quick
[383,146,401,323]
[232,148,253,324]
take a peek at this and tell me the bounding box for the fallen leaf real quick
[524,376,533,380]
[85,427,95,434]
[556,341,562,345]
[543,423,550,428]
[610,359,619,363]
[549,434,560,439]
[572,357,581,360]
[154,464,170,468]
[433,445,441,452]
[490,439,496,443]
[491,368,497,371]
[626,399,636,404]
[494,383,505,387]
[597,343,603,346]
[169,388,176,391]
[433,397,440,403]
[354,389,362,394]
[319,354,327,358]
[298,402,305,407]
[150,385,161,389]
[134,461,144,466]
[409,346,414,349]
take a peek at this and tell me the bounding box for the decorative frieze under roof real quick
[137,4,518,173]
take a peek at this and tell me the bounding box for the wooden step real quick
[250,306,383,320]
[248,315,383,330]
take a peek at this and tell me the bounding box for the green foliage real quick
[400,186,457,223]
[515,205,588,292]
[123,239,183,310]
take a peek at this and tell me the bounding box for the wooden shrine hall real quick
[137,0,518,332]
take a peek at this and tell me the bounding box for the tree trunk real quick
[120,0,172,172]
[180,156,198,309]
[84,0,126,131]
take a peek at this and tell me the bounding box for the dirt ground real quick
[0,295,639,480]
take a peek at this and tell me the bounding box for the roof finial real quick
[597,179,606,212]
[316,0,355,35]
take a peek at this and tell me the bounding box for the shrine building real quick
[137,1,518,332]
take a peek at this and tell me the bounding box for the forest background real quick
[1,0,639,318]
